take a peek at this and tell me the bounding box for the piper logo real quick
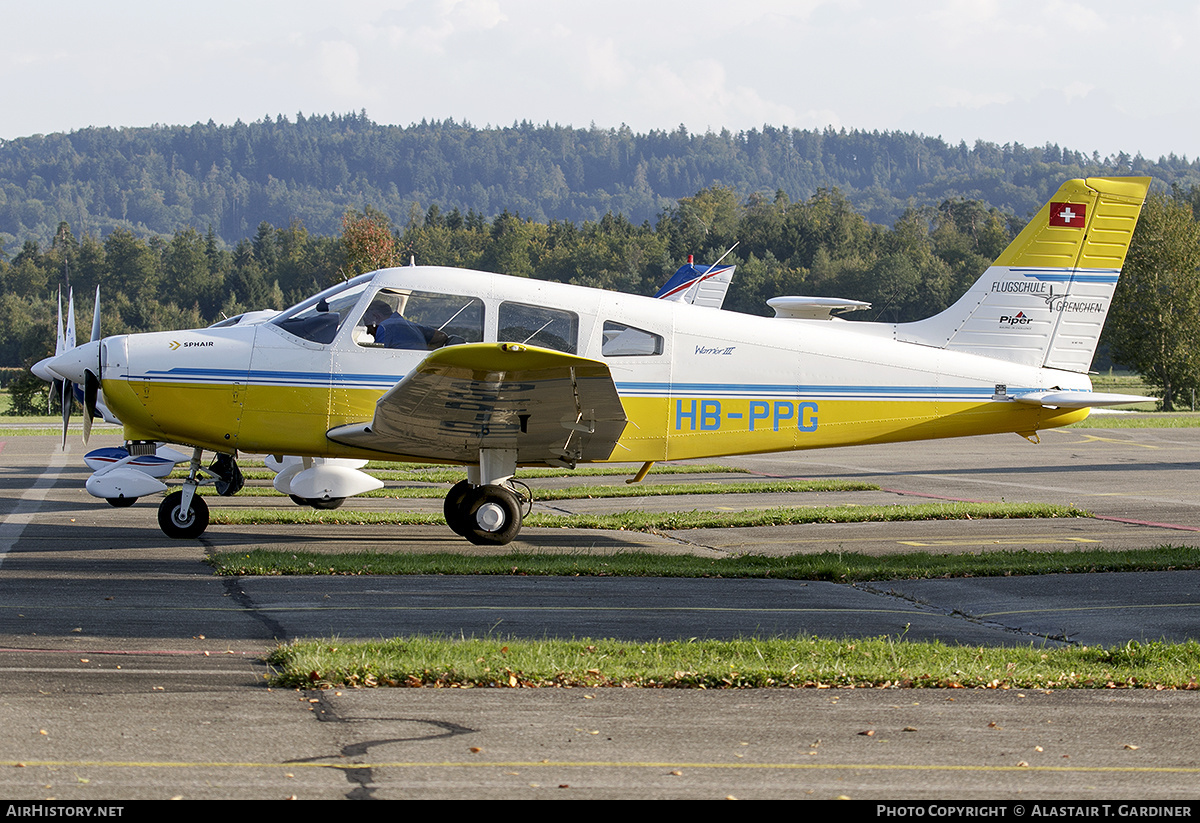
[999,312,1033,326]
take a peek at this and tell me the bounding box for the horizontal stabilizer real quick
[85,467,168,500]
[768,296,871,320]
[1012,391,1151,409]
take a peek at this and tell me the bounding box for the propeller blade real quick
[65,288,77,352]
[54,288,65,357]
[82,370,100,444]
[84,370,100,420]
[90,286,101,342]
[59,379,72,450]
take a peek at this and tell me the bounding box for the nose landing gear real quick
[156,447,240,539]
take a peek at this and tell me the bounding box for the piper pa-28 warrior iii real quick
[41,177,1151,545]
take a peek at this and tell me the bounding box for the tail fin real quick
[655,259,735,309]
[898,177,1150,372]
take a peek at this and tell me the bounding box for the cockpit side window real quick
[356,289,484,351]
[270,276,373,345]
[498,302,578,354]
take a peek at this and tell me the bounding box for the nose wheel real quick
[155,447,229,539]
[158,489,210,539]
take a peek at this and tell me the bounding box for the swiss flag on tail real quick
[1049,202,1086,227]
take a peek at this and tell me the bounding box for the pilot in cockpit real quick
[361,299,449,350]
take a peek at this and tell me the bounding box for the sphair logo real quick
[999,312,1033,326]
[169,340,214,350]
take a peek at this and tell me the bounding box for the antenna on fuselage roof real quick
[410,256,416,266]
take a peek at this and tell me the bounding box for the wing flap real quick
[327,343,628,465]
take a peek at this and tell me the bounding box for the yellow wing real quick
[326,343,628,466]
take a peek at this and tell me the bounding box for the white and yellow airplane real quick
[42,176,1151,544]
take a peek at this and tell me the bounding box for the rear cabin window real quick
[602,321,664,356]
[498,302,578,354]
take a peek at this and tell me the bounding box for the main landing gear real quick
[442,449,531,546]
[156,447,241,539]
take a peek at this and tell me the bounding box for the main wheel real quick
[460,485,522,546]
[308,497,345,510]
[106,496,137,508]
[157,490,210,539]
[211,454,244,496]
[443,480,473,536]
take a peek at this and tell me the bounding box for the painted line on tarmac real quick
[898,537,1101,547]
[0,603,924,615]
[0,447,71,568]
[978,602,1200,618]
[2,758,1198,775]
[1093,514,1200,532]
[0,667,255,676]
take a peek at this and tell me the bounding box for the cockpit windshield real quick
[269,273,375,344]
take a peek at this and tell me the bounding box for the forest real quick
[4,115,1200,248]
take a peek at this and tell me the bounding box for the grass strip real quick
[208,501,1080,532]
[209,543,1199,579]
[1067,414,1200,428]
[266,635,1200,690]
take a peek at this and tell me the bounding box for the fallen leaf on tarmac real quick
[1124,744,1139,750]
[858,730,874,736]
[469,747,483,753]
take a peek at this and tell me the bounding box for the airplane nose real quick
[46,340,101,384]
[30,356,58,382]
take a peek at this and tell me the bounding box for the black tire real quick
[106,496,138,508]
[461,485,522,546]
[443,480,473,536]
[308,497,345,510]
[288,494,307,507]
[211,454,244,496]
[157,490,210,539]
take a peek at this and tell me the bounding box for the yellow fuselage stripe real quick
[108,379,1087,463]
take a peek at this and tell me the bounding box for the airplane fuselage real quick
[99,265,1088,464]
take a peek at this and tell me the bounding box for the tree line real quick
[5,115,1200,250]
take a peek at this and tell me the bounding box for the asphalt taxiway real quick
[1,426,1198,799]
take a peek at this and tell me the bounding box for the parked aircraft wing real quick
[327,342,628,466]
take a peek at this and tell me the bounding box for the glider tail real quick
[897,176,1151,373]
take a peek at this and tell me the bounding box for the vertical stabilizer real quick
[897,177,1150,372]
[655,260,736,308]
